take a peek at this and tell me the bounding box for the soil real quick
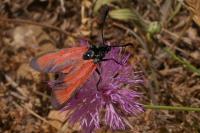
[0,0,200,133]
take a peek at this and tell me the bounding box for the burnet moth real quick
[30,6,131,108]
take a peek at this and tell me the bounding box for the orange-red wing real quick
[51,60,97,109]
[30,46,88,73]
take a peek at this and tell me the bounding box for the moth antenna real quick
[99,5,109,45]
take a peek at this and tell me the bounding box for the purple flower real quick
[60,47,144,132]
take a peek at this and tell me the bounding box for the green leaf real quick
[109,9,137,21]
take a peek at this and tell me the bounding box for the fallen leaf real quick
[48,110,66,129]
[185,0,200,26]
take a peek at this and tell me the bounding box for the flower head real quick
[60,47,144,132]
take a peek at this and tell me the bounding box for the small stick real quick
[59,0,66,13]
[0,17,75,37]
[10,91,27,100]
[5,74,28,98]
[13,102,59,130]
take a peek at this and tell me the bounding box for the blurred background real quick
[0,0,200,132]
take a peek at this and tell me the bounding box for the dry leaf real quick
[185,0,200,26]
[48,110,66,129]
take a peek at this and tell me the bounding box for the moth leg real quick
[101,58,123,65]
[95,67,102,91]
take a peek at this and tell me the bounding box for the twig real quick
[172,16,192,47]
[59,0,66,13]
[10,91,27,100]
[32,85,51,99]
[33,90,51,99]
[5,74,28,98]
[0,17,75,38]
[162,28,191,45]
[160,38,190,56]
[13,102,59,130]
[160,0,172,26]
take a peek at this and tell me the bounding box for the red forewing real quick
[30,46,88,73]
[30,46,98,109]
[51,60,97,109]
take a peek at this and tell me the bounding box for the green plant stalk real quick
[167,2,182,23]
[164,48,200,75]
[144,104,200,112]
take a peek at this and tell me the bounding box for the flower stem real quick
[144,104,200,112]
